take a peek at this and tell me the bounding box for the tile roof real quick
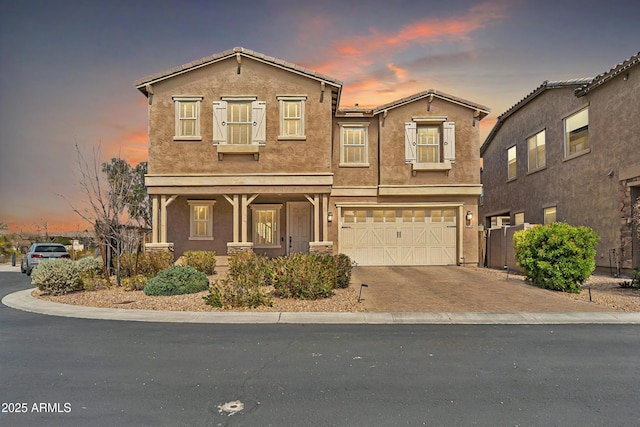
[480,78,591,155]
[368,89,490,118]
[134,47,343,89]
[575,51,640,96]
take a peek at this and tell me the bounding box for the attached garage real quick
[339,206,459,266]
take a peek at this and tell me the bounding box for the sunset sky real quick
[1,0,639,232]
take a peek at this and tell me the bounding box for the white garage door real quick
[340,208,457,266]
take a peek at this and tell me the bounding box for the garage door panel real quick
[341,208,457,266]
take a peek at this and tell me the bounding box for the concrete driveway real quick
[351,266,612,313]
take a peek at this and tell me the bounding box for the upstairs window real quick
[507,145,517,180]
[405,120,455,164]
[213,99,266,145]
[278,96,306,139]
[340,123,369,166]
[564,108,589,157]
[173,96,203,140]
[527,130,546,171]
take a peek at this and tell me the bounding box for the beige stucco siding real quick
[147,57,333,175]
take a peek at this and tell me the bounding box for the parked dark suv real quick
[21,243,70,275]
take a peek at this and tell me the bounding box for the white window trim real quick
[339,122,370,167]
[277,96,306,140]
[507,145,517,181]
[251,204,282,248]
[188,200,215,240]
[173,96,203,141]
[563,107,589,158]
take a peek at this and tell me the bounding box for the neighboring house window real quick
[417,126,440,163]
[173,96,203,140]
[507,146,517,180]
[278,96,306,139]
[564,108,589,157]
[212,99,266,145]
[527,130,546,171]
[188,200,215,240]
[340,123,369,166]
[514,212,525,225]
[544,207,557,225]
[252,204,282,248]
[405,120,455,164]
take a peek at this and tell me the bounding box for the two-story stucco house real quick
[135,47,489,266]
[480,51,640,270]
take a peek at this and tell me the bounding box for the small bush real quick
[271,253,334,299]
[119,251,174,278]
[203,251,272,308]
[143,265,209,296]
[514,222,599,293]
[122,275,148,291]
[31,259,83,295]
[77,256,103,278]
[182,250,217,275]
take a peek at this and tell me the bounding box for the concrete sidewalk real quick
[3,289,640,324]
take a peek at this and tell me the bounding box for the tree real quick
[63,145,148,284]
[0,222,8,231]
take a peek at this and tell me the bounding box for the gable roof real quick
[575,51,640,97]
[370,89,490,118]
[480,79,591,155]
[135,47,343,112]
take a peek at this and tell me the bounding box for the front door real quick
[287,202,311,254]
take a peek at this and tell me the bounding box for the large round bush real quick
[514,222,599,293]
[31,259,83,295]
[143,265,209,296]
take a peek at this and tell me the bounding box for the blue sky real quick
[1,0,639,231]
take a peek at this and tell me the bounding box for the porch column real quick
[304,194,320,242]
[322,194,328,242]
[160,195,167,243]
[223,195,240,243]
[241,194,259,243]
[151,195,159,244]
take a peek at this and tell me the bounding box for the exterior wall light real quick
[327,212,333,222]
[465,210,473,228]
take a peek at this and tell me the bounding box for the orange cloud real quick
[387,63,407,80]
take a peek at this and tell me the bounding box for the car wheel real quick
[27,266,32,276]
[20,261,26,274]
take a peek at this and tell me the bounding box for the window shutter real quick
[404,122,417,163]
[212,101,227,144]
[443,121,455,162]
[252,100,266,144]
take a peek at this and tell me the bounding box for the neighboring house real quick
[480,52,640,270]
[135,47,489,266]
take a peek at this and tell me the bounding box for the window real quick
[405,120,455,168]
[514,212,525,225]
[564,108,589,157]
[212,99,266,145]
[278,96,306,139]
[340,123,368,166]
[507,146,517,180]
[527,130,546,171]
[251,204,282,247]
[173,96,203,140]
[431,209,456,223]
[188,200,215,240]
[417,126,440,163]
[544,207,556,225]
[343,210,367,223]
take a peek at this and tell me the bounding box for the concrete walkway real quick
[3,264,640,324]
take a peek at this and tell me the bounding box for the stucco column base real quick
[227,242,254,256]
[145,243,174,253]
[309,241,334,255]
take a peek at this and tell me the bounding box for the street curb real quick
[4,289,640,324]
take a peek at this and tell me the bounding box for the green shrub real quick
[514,222,599,293]
[271,253,334,299]
[31,259,83,295]
[119,251,174,278]
[203,251,272,308]
[122,274,148,291]
[143,265,209,296]
[631,269,640,289]
[182,250,217,275]
[77,256,102,278]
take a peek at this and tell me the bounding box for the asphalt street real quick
[1,272,639,426]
